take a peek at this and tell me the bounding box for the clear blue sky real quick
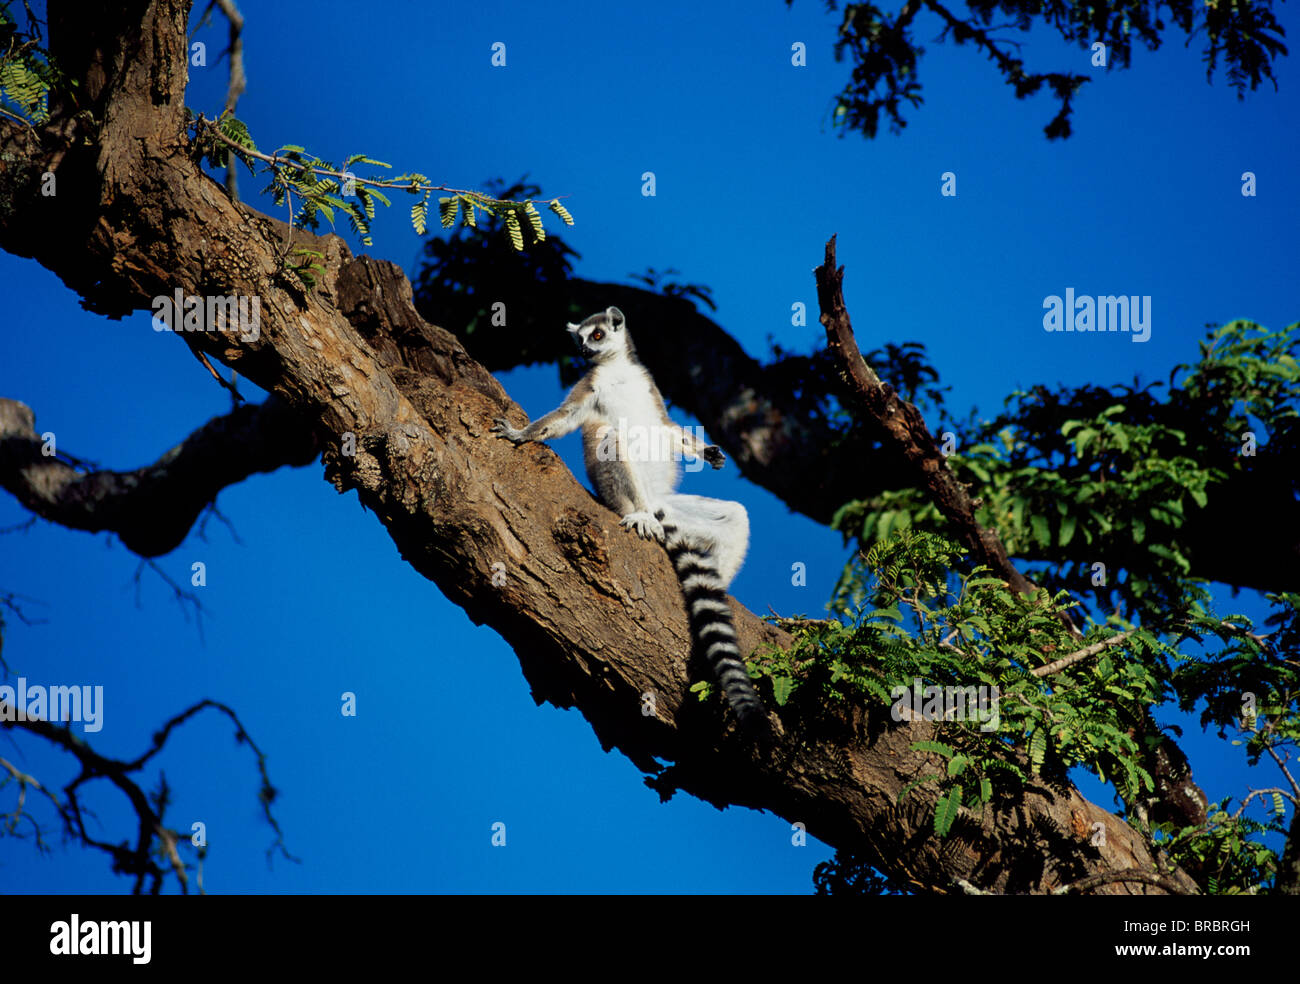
[1,0,1297,893]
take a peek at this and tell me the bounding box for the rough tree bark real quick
[0,0,1198,893]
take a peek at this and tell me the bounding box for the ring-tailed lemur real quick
[491,306,768,733]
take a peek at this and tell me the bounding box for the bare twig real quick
[1264,742,1300,801]
[1230,787,1299,819]
[214,0,245,200]
[194,0,246,200]
[1,696,294,892]
[765,605,832,629]
[0,754,66,846]
[194,348,244,402]
[133,559,206,643]
[1031,628,1137,678]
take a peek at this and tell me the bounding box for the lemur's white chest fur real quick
[584,358,680,499]
[588,360,661,424]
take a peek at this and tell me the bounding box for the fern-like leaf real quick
[438,196,458,229]
[912,740,955,758]
[934,785,962,836]
[524,202,546,242]
[504,209,524,251]
[548,199,574,225]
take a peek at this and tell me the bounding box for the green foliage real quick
[800,319,1300,892]
[1171,591,1300,767]
[762,527,1289,891]
[286,248,326,291]
[758,530,1166,835]
[411,176,587,364]
[833,320,1300,624]
[0,2,64,126]
[795,0,1287,140]
[187,115,571,253]
[1156,799,1285,895]
[0,50,47,124]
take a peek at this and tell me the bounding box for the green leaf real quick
[438,196,458,229]
[878,510,898,543]
[772,676,794,706]
[911,740,955,758]
[1030,513,1050,549]
[1059,514,1077,547]
[1011,497,1026,534]
[934,785,962,837]
[898,774,942,803]
[411,199,429,235]
[524,201,546,242]
[548,199,574,225]
[1029,729,1047,772]
[504,209,524,250]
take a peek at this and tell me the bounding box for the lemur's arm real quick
[671,423,727,469]
[492,378,595,444]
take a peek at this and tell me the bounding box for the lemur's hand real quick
[620,511,665,543]
[702,445,726,469]
[491,417,528,444]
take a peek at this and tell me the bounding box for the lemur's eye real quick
[592,329,604,341]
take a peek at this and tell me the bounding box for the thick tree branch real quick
[0,396,317,556]
[0,0,1198,893]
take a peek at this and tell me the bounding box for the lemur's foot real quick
[621,511,665,542]
[702,445,726,469]
[491,417,527,444]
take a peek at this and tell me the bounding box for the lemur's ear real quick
[606,306,625,330]
[566,322,580,333]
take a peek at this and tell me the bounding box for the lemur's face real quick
[567,307,626,363]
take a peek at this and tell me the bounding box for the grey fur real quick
[492,307,767,731]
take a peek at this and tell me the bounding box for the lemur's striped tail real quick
[657,511,768,734]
